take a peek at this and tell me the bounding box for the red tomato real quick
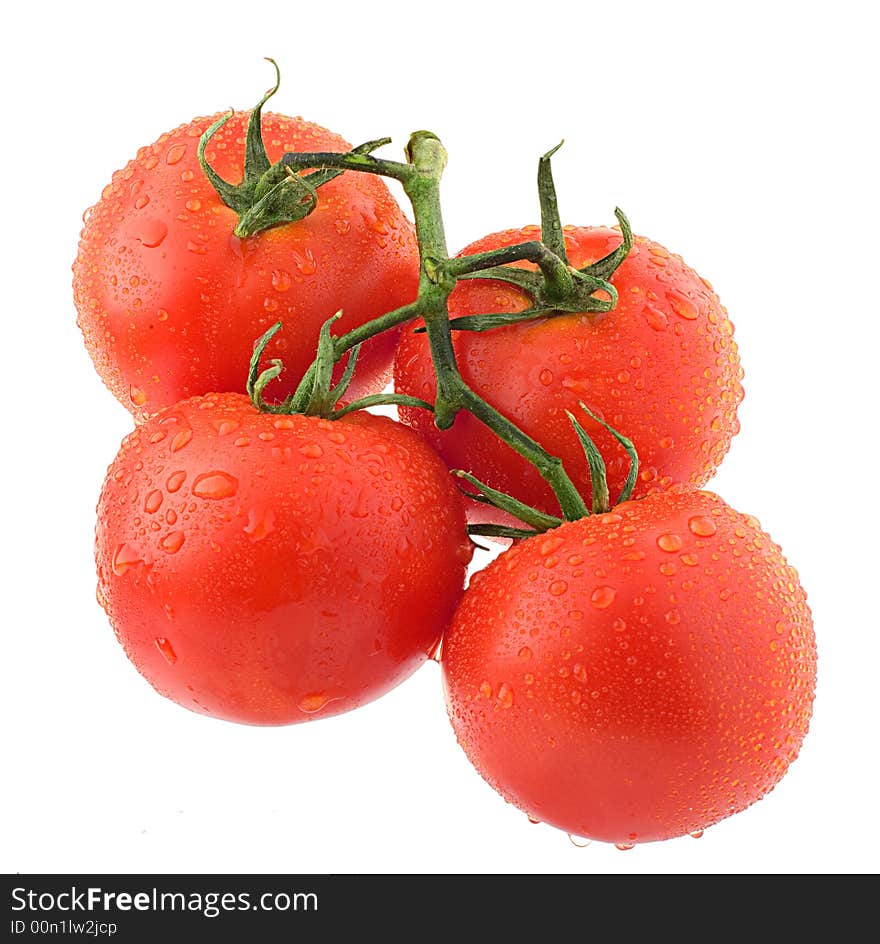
[395,227,743,516]
[442,491,815,844]
[95,393,471,725]
[74,112,418,420]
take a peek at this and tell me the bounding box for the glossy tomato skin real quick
[443,491,815,844]
[75,112,419,420]
[395,227,743,516]
[96,393,471,725]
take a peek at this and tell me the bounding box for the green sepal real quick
[580,208,633,282]
[565,410,610,515]
[467,523,543,540]
[198,61,390,238]
[538,141,568,262]
[331,394,434,420]
[577,402,639,504]
[452,470,562,532]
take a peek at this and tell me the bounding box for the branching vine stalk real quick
[202,64,636,528]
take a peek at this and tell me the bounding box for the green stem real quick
[263,132,595,521]
[400,132,589,520]
[447,241,575,300]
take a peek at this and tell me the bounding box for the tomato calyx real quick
[435,146,634,334]
[247,318,432,420]
[197,59,389,238]
[460,404,639,540]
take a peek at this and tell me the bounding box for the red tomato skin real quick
[75,112,419,420]
[395,227,743,516]
[442,491,815,844]
[95,393,471,725]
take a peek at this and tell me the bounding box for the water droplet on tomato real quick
[129,385,147,406]
[144,490,163,514]
[165,142,187,165]
[170,429,193,453]
[479,681,493,698]
[185,198,201,212]
[216,420,238,436]
[134,194,150,210]
[244,506,276,542]
[539,368,553,386]
[667,289,699,320]
[643,305,668,331]
[680,552,699,567]
[657,532,683,552]
[112,543,144,576]
[292,248,317,275]
[549,579,568,596]
[456,542,474,565]
[496,683,514,708]
[299,443,324,459]
[155,637,177,665]
[518,646,533,661]
[527,815,541,825]
[298,692,334,714]
[159,531,185,554]
[690,829,705,839]
[569,835,592,848]
[132,219,168,248]
[271,269,292,292]
[335,218,351,235]
[540,535,565,556]
[615,843,635,851]
[688,516,717,537]
[166,470,186,492]
[590,586,616,609]
[192,471,238,500]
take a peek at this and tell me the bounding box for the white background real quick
[2,1,876,874]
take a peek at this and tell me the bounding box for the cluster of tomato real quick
[74,88,816,847]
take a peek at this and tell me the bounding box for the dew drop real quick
[165,142,187,165]
[192,471,239,500]
[549,579,568,596]
[690,829,705,839]
[539,368,554,386]
[569,835,592,848]
[155,637,177,665]
[518,646,533,661]
[590,586,616,609]
[132,219,168,248]
[112,543,144,576]
[496,683,515,709]
[667,289,699,320]
[166,470,187,492]
[244,506,276,542]
[643,305,668,331]
[271,269,292,292]
[292,248,317,275]
[615,843,635,851]
[479,681,493,698]
[144,490,163,514]
[657,532,683,552]
[129,385,147,407]
[299,443,324,459]
[688,516,717,537]
[159,531,185,554]
[170,429,193,453]
[299,692,333,714]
